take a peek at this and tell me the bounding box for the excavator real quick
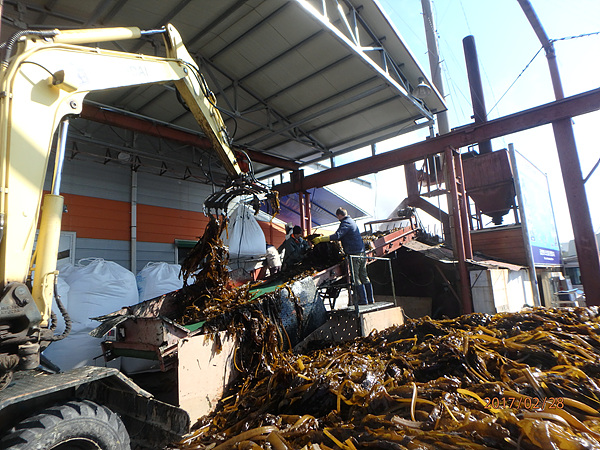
[0,24,277,449]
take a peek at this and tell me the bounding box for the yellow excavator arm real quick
[0,24,275,329]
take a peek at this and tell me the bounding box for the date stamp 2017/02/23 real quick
[483,396,564,410]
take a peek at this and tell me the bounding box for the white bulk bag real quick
[122,262,183,375]
[43,258,138,371]
[136,262,183,302]
[221,204,266,259]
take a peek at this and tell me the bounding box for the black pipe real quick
[463,35,492,154]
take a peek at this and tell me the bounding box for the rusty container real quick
[462,149,515,225]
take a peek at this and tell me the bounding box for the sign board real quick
[511,148,561,266]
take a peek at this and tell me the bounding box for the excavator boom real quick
[0,24,276,384]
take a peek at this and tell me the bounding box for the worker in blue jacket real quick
[312,208,374,305]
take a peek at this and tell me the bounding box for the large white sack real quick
[43,327,113,370]
[122,262,183,375]
[44,258,138,371]
[63,258,138,331]
[221,204,266,259]
[136,262,183,302]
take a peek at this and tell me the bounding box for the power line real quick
[486,30,600,118]
[458,0,473,36]
[486,45,544,119]
[552,30,600,42]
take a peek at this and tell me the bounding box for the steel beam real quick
[186,0,248,48]
[518,0,600,306]
[275,86,600,196]
[294,0,434,120]
[258,118,433,177]
[80,104,300,171]
[246,85,388,146]
[197,55,328,152]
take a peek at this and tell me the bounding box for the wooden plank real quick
[470,227,528,265]
[177,332,237,423]
[361,306,404,336]
[376,296,432,318]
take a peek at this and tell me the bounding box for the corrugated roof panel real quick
[1,0,446,182]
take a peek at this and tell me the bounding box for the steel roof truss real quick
[209,3,291,60]
[237,76,380,142]
[248,84,389,147]
[186,55,329,152]
[258,118,433,179]
[186,0,248,48]
[4,0,82,26]
[295,0,433,120]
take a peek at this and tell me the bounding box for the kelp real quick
[172,217,340,373]
[177,219,344,327]
[172,219,600,449]
[173,307,600,450]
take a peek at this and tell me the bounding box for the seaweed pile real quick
[176,217,254,326]
[175,219,342,328]
[272,237,345,282]
[174,307,600,449]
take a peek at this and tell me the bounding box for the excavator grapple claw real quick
[203,180,279,218]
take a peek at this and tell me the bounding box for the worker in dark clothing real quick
[279,225,310,269]
[312,208,374,305]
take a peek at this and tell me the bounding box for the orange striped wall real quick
[60,193,130,240]
[58,192,286,246]
[137,204,210,242]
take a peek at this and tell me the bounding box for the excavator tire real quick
[0,400,130,450]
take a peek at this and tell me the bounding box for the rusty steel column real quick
[298,192,305,232]
[304,192,312,235]
[455,155,473,259]
[445,147,473,314]
[463,35,492,154]
[518,0,600,306]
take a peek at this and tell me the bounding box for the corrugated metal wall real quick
[45,154,285,274]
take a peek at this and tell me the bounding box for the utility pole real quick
[0,1,4,42]
[421,0,449,135]
[421,0,472,314]
[517,0,600,306]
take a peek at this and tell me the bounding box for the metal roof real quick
[1,0,446,184]
[403,240,528,271]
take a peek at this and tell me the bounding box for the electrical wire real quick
[181,61,240,143]
[485,31,600,119]
[458,0,473,36]
[19,60,55,78]
[486,45,544,119]
[552,30,600,42]
[2,29,58,68]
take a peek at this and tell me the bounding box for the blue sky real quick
[365,0,600,243]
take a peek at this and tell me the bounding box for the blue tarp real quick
[264,187,368,228]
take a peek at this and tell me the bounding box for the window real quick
[565,266,581,286]
[175,239,198,265]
